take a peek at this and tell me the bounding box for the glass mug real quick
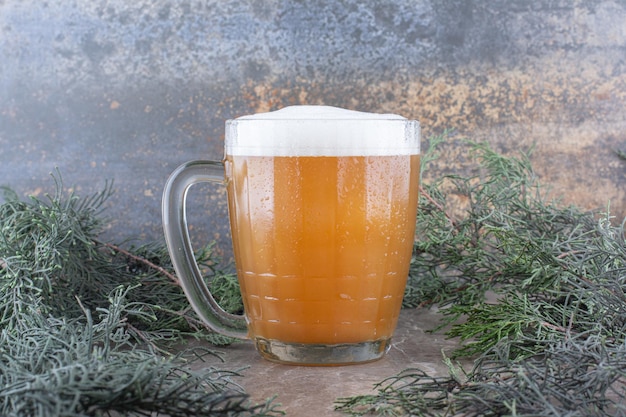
[162,105,420,365]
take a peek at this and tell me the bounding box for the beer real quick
[164,105,420,364]
[226,153,420,344]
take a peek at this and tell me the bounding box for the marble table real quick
[201,307,471,416]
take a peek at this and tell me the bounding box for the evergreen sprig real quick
[0,174,278,416]
[336,334,626,416]
[337,134,626,416]
[0,287,268,417]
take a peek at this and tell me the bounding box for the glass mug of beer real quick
[162,106,420,365]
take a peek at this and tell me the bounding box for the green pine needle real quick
[0,173,280,416]
[338,134,626,416]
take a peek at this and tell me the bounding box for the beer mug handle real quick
[162,160,248,339]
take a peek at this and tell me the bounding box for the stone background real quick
[2,0,626,261]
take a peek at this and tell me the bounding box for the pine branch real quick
[338,134,626,416]
[0,173,278,416]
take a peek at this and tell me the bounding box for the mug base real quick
[254,337,392,366]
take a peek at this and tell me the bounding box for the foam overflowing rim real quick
[225,106,420,156]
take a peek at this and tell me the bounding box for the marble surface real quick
[201,307,468,416]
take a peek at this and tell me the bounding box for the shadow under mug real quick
[162,111,420,365]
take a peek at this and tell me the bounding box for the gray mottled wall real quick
[2,0,626,260]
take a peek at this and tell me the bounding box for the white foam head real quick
[225,105,420,156]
